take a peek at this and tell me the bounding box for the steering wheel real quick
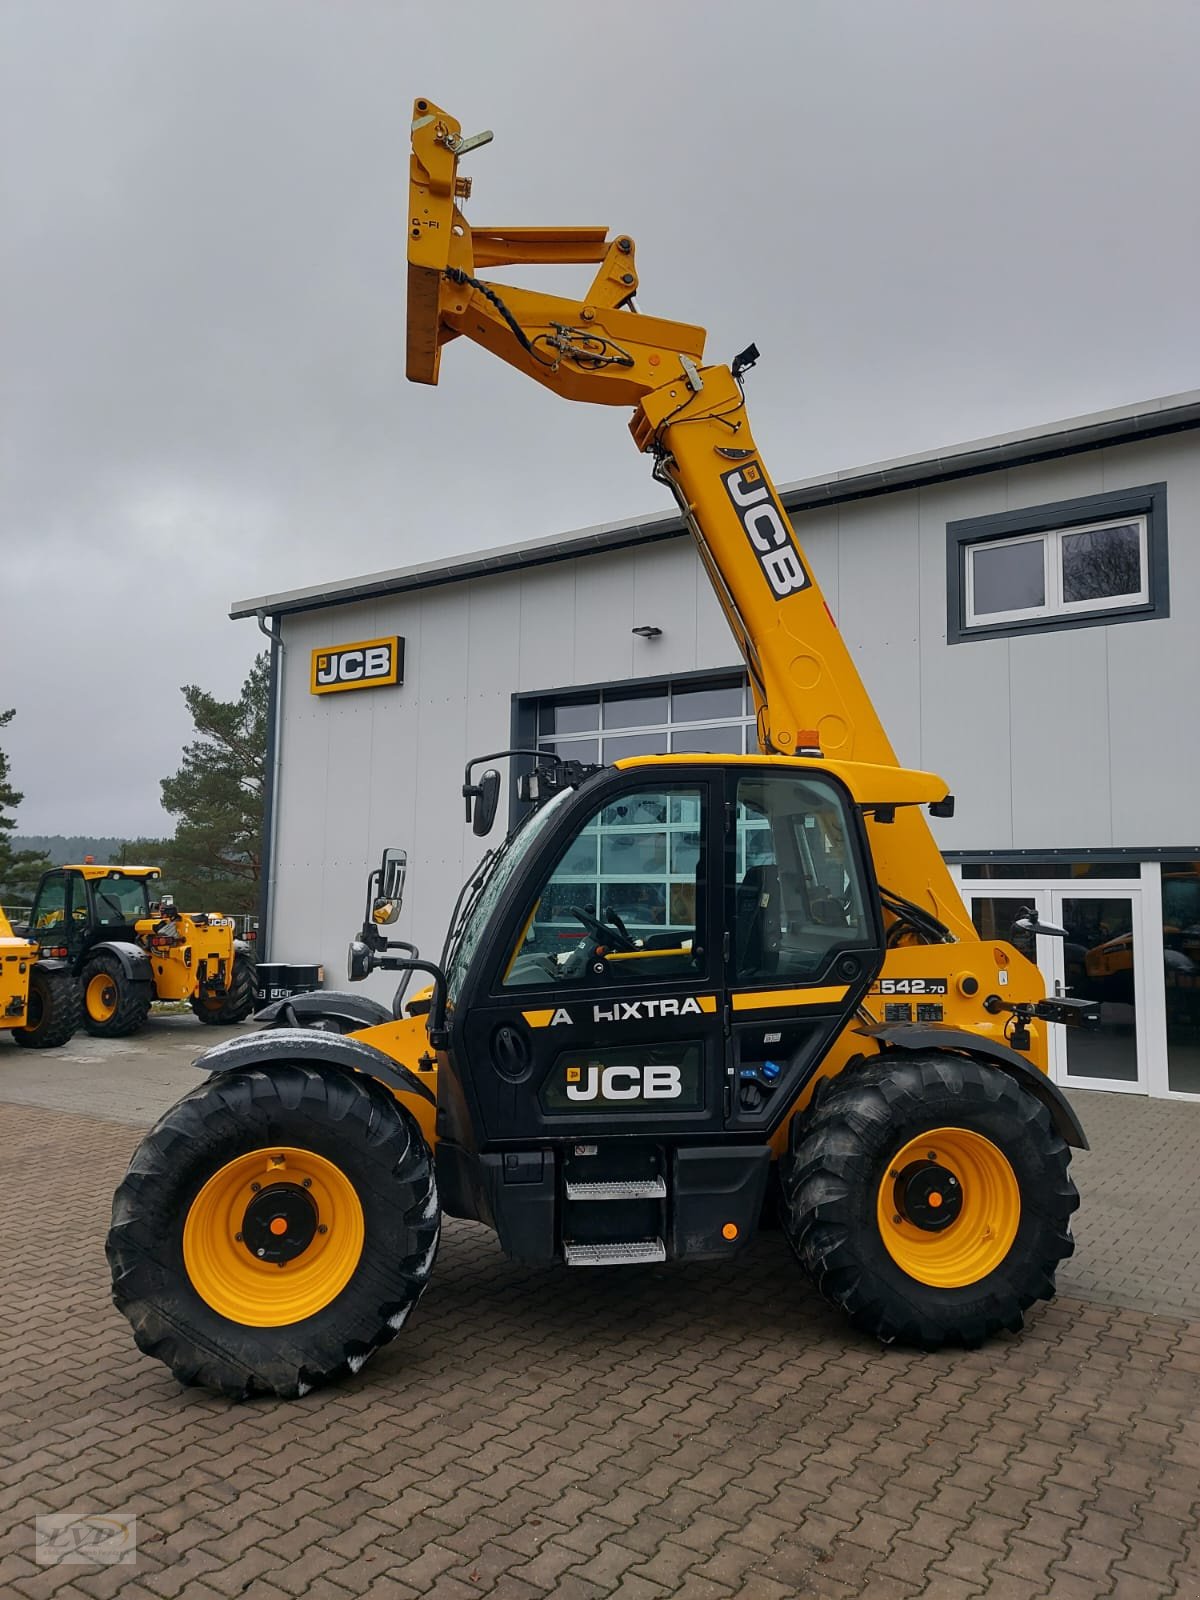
[569,905,638,953]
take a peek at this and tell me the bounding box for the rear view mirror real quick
[372,849,407,924]
[472,769,501,837]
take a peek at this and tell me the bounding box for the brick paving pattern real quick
[2,1102,1200,1599]
[1059,1090,1200,1323]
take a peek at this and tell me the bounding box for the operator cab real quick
[442,756,882,1120]
[349,750,976,1265]
[26,865,159,964]
[350,752,894,1264]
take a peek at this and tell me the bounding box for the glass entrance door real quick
[961,885,1148,1094]
[1050,888,1146,1094]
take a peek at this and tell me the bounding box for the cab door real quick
[456,768,727,1147]
[721,766,885,1133]
[27,871,74,962]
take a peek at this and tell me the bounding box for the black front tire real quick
[107,1063,439,1398]
[192,950,257,1025]
[12,964,82,1049]
[781,1054,1078,1350]
[81,953,153,1038]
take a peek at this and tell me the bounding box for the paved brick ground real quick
[0,1015,246,1126]
[2,1101,1200,1600]
[1059,1090,1200,1323]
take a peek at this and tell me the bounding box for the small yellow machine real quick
[25,864,256,1036]
[109,99,1097,1399]
[0,904,79,1048]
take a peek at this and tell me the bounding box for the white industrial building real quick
[235,391,1200,1101]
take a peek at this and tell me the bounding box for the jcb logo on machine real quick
[565,1063,682,1101]
[720,462,809,599]
[310,637,403,696]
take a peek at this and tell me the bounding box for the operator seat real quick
[736,863,781,978]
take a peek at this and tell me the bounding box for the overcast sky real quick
[3,0,1198,838]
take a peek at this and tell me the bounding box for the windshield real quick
[91,874,152,926]
[445,787,575,1006]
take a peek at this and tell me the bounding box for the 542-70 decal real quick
[870,977,949,996]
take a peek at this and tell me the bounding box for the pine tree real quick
[158,654,269,915]
[0,709,51,910]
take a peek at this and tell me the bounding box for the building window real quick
[952,858,1137,881]
[511,670,759,927]
[947,483,1167,643]
[529,672,755,766]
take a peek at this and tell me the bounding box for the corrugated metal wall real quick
[270,430,1197,985]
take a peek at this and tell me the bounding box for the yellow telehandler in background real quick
[23,863,256,1035]
[1,903,80,1047]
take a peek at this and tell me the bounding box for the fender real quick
[31,956,70,975]
[88,940,153,987]
[233,938,256,960]
[854,1021,1089,1150]
[194,1027,437,1147]
[254,990,393,1033]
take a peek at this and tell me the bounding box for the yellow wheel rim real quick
[877,1127,1020,1288]
[182,1147,364,1327]
[87,974,118,1023]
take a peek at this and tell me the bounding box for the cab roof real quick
[63,864,161,880]
[613,753,949,808]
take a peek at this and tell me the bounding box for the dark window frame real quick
[509,666,751,829]
[946,483,1169,644]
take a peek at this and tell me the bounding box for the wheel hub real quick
[241,1183,318,1264]
[877,1126,1021,1289]
[893,1158,962,1232]
[87,975,118,1020]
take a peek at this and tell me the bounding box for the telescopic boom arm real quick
[407,97,974,939]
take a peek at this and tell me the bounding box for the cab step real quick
[563,1238,666,1266]
[564,1177,667,1201]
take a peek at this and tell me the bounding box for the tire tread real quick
[781,1054,1078,1350]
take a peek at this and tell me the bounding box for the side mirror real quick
[472,769,501,837]
[1013,906,1068,939]
[373,848,407,924]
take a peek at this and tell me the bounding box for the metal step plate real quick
[564,1178,667,1201]
[563,1238,667,1266]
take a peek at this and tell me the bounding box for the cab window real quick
[732,773,870,983]
[91,875,151,926]
[502,786,707,988]
[32,874,67,930]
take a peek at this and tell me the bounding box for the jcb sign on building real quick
[310,637,403,696]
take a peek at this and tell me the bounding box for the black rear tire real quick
[12,963,81,1049]
[192,950,257,1025]
[81,953,153,1038]
[780,1054,1078,1350]
[107,1063,439,1398]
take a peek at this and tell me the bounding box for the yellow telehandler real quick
[25,863,256,1036]
[107,99,1096,1398]
[1,904,80,1048]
